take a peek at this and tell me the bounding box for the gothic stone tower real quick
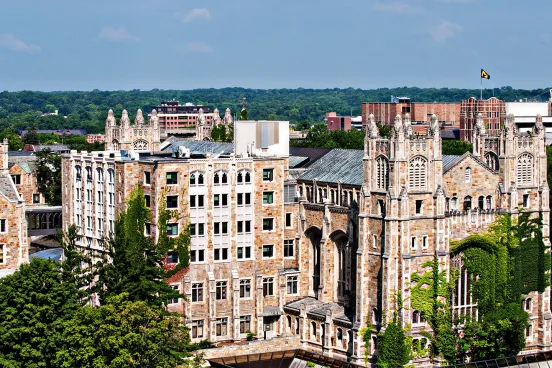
[356,113,446,359]
[105,108,161,151]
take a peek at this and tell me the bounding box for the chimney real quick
[0,138,8,173]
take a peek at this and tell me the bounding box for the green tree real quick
[442,140,473,155]
[240,108,248,120]
[35,148,62,205]
[0,128,24,150]
[0,258,81,368]
[96,185,188,307]
[22,126,39,145]
[210,124,227,142]
[55,293,190,368]
[376,293,411,368]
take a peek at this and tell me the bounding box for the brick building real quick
[460,97,506,141]
[152,101,235,138]
[326,112,352,131]
[362,97,460,134]
[62,112,550,365]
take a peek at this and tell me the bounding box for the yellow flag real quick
[481,69,490,79]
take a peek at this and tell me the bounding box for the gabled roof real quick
[289,147,332,167]
[162,140,234,155]
[0,174,20,202]
[297,148,363,186]
[443,152,495,174]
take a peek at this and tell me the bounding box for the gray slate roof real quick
[442,155,463,172]
[0,174,19,202]
[289,156,309,168]
[9,155,37,174]
[162,140,234,155]
[297,149,363,186]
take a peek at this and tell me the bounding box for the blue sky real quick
[0,0,550,91]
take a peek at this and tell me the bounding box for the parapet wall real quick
[200,336,302,360]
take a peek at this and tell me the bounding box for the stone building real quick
[105,108,161,152]
[0,139,29,276]
[62,113,550,365]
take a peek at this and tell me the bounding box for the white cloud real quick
[0,34,40,53]
[373,2,425,15]
[184,42,213,53]
[430,20,463,42]
[98,27,140,43]
[182,8,213,23]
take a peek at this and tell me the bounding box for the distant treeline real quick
[0,86,549,133]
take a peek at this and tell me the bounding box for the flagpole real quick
[480,69,483,100]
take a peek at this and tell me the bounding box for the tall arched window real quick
[485,152,499,171]
[517,153,533,186]
[450,197,458,211]
[409,156,427,190]
[464,196,472,211]
[478,196,484,210]
[465,167,472,183]
[190,171,204,186]
[486,195,492,209]
[376,156,389,190]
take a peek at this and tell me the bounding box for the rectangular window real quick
[240,279,251,298]
[263,169,274,181]
[422,236,428,249]
[0,219,6,233]
[190,195,205,209]
[523,194,529,208]
[237,193,252,206]
[167,285,180,304]
[190,249,205,263]
[192,283,203,302]
[263,277,274,296]
[415,200,423,215]
[33,193,40,204]
[215,317,228,336]
[216,281,227,300]
[262,218,274,231]
[411,237,417,251]
[166,195,178,209]
[144,171,151,185]
[285,213,292,228]
[0,244,4,264]
[373,235,378,249]
[191,320,204,339]
[167,223,178,236]
[287,275,298,295]
[263,244,274,258]
[190,223,204,236]
[145,223,151,236]
[213,194,228,208]
[263,191,274,204]
[166,172,178,185]
[214,247,229,261]
[240,315,251,334]
[144,195,151,208]
[237,246,252,260]
[167,251,179,264]
[237,220,252,234]
[284,239,294,257]
[11,175,21,185]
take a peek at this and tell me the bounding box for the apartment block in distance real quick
[362,96,460,134]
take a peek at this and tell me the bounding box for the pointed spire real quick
[106,109,116,126]
[134,109,145,125]
[121,109,130,129]
[394,114,403,134]
[428,114,439,136]
[367,113,379,138]
[403,113,412,135]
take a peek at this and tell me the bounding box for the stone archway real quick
[305,226,322,299]
[330,229,350,302]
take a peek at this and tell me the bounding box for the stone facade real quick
[0,139,28,272]
[105,109,161,152]
[8,156,43,207]
[61,113,550,365]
